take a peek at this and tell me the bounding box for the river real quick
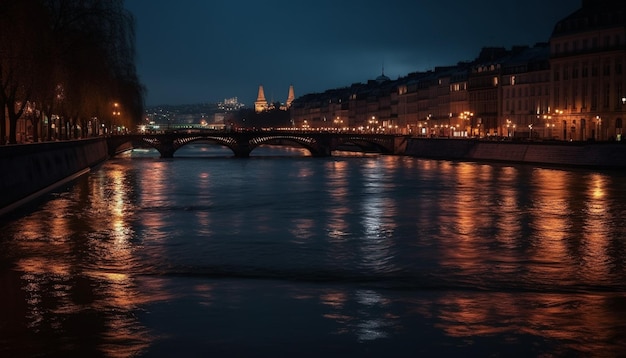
[1,143,626,357]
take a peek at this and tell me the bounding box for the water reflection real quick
[433,292,626,356]
[324,160,350,243]
[0,164,160,357]
[306,285,626,355]
[2,152,626,356]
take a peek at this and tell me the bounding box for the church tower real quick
[255,85,268,113]
[286,85,295,108]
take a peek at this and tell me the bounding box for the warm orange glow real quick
[434,292,623,356]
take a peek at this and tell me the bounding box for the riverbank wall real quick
[404,138,626,169]
[0,138,109,215]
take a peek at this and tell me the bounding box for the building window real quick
[582,63,588,77]
[563,65,569,80]
[554,87,560,108]
[592,62,598,77]
[572,64,579,79]
[591,85,598,110]
[604,84,610,108]
[582,84,588,109]
[604,62,611,76]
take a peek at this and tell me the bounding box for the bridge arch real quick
[330,135,395,154]
[106,135,145,157]
[107,132,403,158]
[248,135,329,157]
[173,136,241,156]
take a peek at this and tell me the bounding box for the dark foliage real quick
[0,0,145,144]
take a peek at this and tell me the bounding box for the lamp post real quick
[542,114,552,139]
[368,116,378,133]
[112,102,121,134]
[334,116,343,132]
[460,111,473,138]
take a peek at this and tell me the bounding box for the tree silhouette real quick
[0,0,144,144]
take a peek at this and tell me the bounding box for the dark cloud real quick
[125,0,581,106]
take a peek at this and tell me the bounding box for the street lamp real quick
[368,116,378,132]
[460,111,473,137]
[334,116,343,131]
[506,119,514,138]
[112,102,121,134]
[542,114,552,139]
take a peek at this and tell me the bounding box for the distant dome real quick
[375,65,391,83]
[376,73,390,83]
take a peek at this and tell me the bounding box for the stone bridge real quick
[106,131,409,158]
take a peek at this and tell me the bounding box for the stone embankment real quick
[405,138,626,169]
[0,138,109,216]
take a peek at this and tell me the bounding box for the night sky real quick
[125,0,582,107]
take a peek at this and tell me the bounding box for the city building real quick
[255,85,296,113]
[218,97,246,112]
[290,0,626,141]
[500,44,551,139]
[549,0,626,141]
[254,85,268,113]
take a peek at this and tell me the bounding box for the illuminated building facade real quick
[290,0,626,141]
[549,0,626,141]
[500,44,551,139]
[254,85,268,113]
[255,85,296,113]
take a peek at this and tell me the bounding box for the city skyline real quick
[125,0,581,107]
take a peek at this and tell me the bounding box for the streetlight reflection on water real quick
[2,151,626,356]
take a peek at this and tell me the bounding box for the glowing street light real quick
[460,111,473,137]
